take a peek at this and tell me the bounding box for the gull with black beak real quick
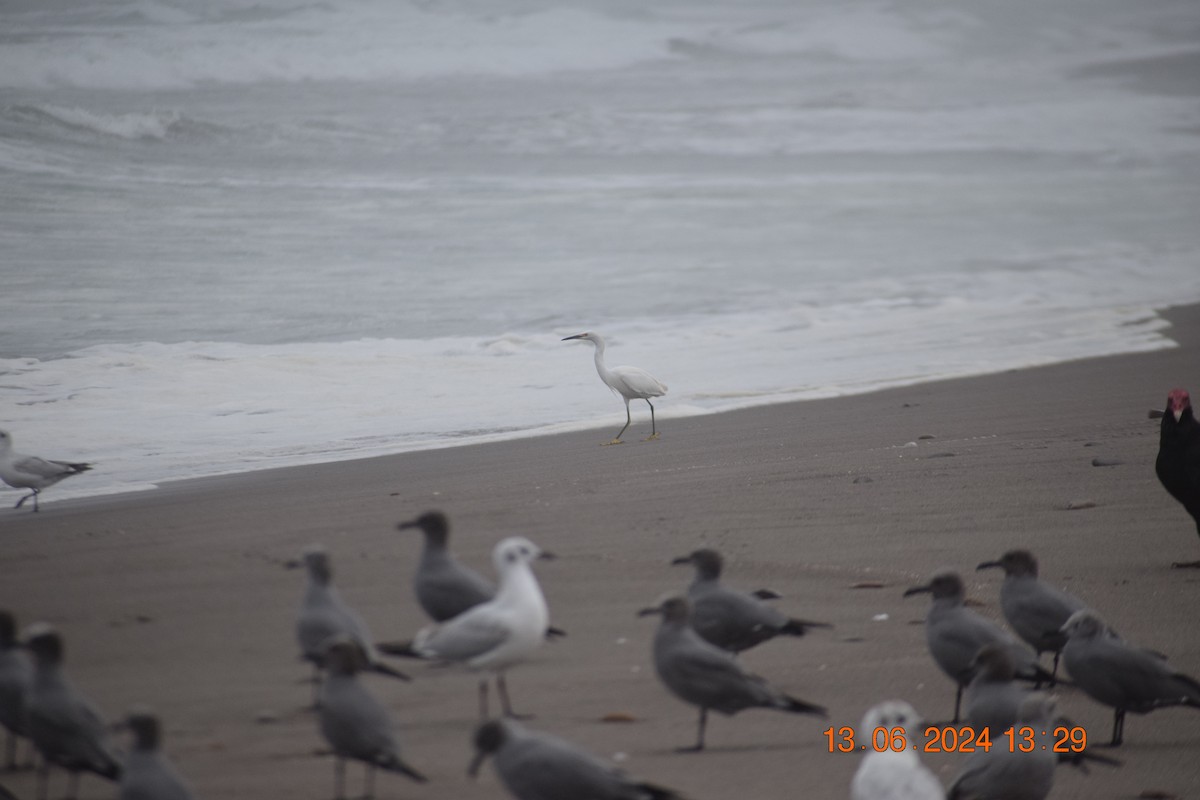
[976,549,1087,682]
[468,718,687,800]
[24,624,122,799]
[1060,608,1200,746]
[904,571,1052,722]
[118,708,195,800]
[562,332,667,444]
[638,595,826,751]
[318,638,427,799]
[380,537,554,719]
[672,548,830,654]
[398,511,496,623]
[295,545,409,701]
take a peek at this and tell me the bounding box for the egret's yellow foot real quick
[642,433,661,442]
[602,438,625,446]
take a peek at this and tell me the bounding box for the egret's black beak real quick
[562,334,584,341]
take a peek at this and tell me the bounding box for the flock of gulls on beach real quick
[1,336,1199,800]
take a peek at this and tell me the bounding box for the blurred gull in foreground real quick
[671,548,830,654]
[905,571,1052,721]
[295,545,409,700]
[381,537,553,719]
[0,430,92,512]
[963,643,1027,738]
[119,708,195,800]
[639,595,825,751]
[947,693,1058,800]
[24,624,122,799]
[1061,608,1200,745]
[468,718,686,800]
[0,611,32,771]
[318,638,426,799]
[850,700,942,800]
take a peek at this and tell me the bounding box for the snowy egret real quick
[0,430,92,512]
[561,332,667,445]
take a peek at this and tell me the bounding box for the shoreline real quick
[12,301,1188,511]
[2,304,1199,798]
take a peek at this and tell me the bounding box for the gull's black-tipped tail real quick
[380,754,428,783]
[376,640,421,659]
[780,695,827,717]
[780,618,833,637]
[636,781,688,800]
[90,756,122,782]
[370,661,413,681]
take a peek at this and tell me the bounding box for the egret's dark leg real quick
[643,399,660,440]
[607,401,632,444]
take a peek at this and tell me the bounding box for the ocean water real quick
[2,0,1199,502]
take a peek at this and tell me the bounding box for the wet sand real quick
[2,305,1199,799]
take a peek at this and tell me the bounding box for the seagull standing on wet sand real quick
[398,511,496,623]
[976,549,1087,682]
[671,548,830,654]
[904,571,1053,722]
[562,332,667,444]
[638,595,826,751]
[0,430,92,512]
[1060,608,1200,746]
[380,537,554,719]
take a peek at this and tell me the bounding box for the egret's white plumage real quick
[850,701,943,800]
[0,430,92,512]
[562,332,667,444]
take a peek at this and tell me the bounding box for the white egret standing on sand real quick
[562,332,667,445]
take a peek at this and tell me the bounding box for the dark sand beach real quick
[2,305,1199,799]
